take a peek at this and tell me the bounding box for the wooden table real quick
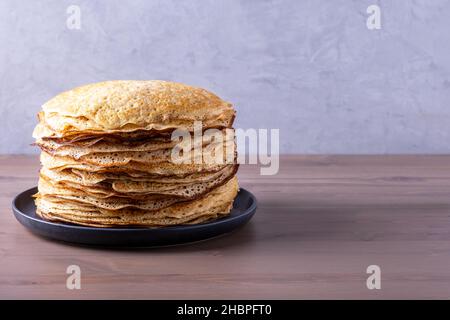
[1,155,450,299]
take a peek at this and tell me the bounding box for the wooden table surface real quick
[1,155,450,299]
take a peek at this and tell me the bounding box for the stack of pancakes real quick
[32,80,238,227]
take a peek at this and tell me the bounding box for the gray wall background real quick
[1,0,450,154]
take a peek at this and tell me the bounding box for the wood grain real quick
[1,155,450,299]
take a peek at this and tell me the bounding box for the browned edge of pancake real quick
[36,120,236,142]
[37,164,239,202]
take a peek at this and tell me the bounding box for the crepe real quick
[33,80,240,228]
[36,177,238,227]
[40,151,231,175]
[37,138,235,167]
[33,80,235,139]
[39,164,238,199]
[36,128,234,156]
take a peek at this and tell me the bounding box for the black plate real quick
[12,187,257,247]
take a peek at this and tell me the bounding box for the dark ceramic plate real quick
[12,187,257,247]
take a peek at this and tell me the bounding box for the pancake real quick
[39,127,174,145]
[36,178,183,211]
[38,194,181,211]
[36,137,177,155]
[36,129,233,156]
[36,177,238,227]
[39,164,237,199]
[40,151,230,175]
[33,80,235,139]
[70,165,236,184]
[33,80,240,228]
[37,137,235,167]
[41,164,237,187]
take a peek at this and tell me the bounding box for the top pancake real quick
[33,80,235,139]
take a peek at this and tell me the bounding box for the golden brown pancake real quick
[33,80,235,139]
[36,177,238,227]
[33,80,239,228]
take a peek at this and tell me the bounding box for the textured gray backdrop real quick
[1,0,449,154]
